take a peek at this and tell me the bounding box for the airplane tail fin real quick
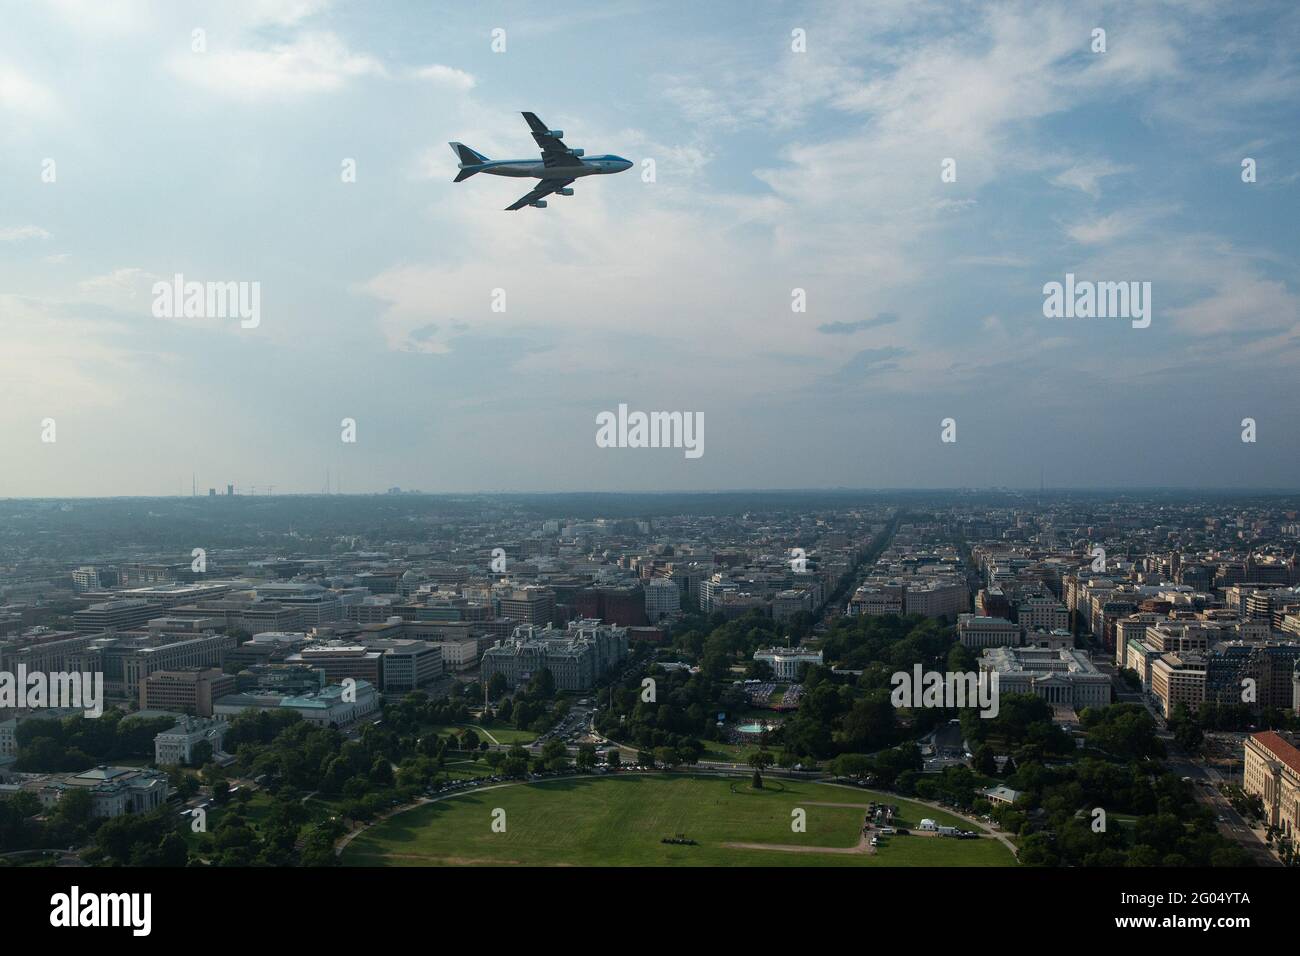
[449,142,489,181]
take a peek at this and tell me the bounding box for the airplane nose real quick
[620,160,633,172]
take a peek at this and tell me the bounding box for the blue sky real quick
[2,0,1298,496]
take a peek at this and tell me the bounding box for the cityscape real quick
[0,490,1297,875]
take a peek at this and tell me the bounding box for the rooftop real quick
[1250,731,1300,777]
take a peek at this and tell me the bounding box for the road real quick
[1133,694,1280,867]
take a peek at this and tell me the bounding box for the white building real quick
[20,766,170,818]
[645,577,681,621]
[71,566,103,592]
[698,575,738,613]
[154,715,229,766]
[979,646,1111,710]
[753,645,823,680]
[214,679,379,728]
[980,785,1023,806]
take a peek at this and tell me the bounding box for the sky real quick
[1,0,1298,496]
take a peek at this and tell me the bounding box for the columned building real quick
[1243,731,1300,841]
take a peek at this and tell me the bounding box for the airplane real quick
[449,111,632,210]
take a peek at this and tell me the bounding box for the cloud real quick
[0,62,57,115]
[1065,204,1177,245]
[76,268,161,314]
[1170,272,1300,337]
[835,346,909,381]
[817,314,899,335]
[0,226,51,242]
[1050,159,1134,197]
[412,64,476,91]
[168,32,384,98]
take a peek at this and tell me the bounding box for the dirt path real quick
[346,851,524,865]
[723,832,875,855]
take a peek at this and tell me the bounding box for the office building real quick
[957,614,1020,650]
[645,577,681,622]
[1243,731,1300,841]
[213,679,379,728]
[73,600,155,632]
[139,668,236,717]
[481,620,628,692]
[980,646,1111,710]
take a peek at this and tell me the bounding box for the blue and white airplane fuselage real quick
[449,111,631,209]
[467,156,631,178]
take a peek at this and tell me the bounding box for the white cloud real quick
[1051,159,1134,197]
[1170,272,1299,337]
[0,226,51,242]
[168,32,384,98]
[1065,204,1177,245]
[412,64,476,91]
[76,267,161,314]
[0,62,57,115]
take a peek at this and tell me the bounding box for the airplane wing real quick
[522,111,584,169]
[505,178,575,211]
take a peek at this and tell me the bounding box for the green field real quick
[342,774,1017,867]
[698,740,762,762]
[425,722,538,746]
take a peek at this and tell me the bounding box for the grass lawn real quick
[425,722,538,746]
[698,740,762,763]
[342,774,1017,867]
[442,757,501,780]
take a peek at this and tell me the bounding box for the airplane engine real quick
[544,130,564,138]
[557,188,574,196]
[530,200,548,208]
[568,148,585,157]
